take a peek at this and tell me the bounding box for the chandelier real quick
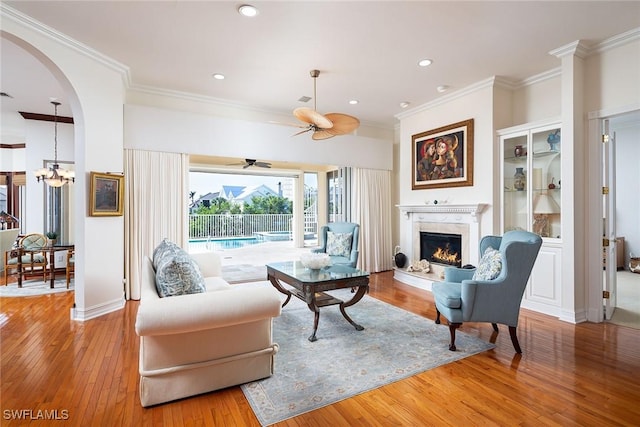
[34,101,75,187]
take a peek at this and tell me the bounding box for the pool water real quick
[189,237,259,252]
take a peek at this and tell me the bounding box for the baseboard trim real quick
[70,297,125,321]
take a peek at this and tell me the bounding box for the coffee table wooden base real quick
[267,266,369,342]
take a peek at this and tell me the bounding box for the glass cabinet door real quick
[502,133,529,233]
[531,126,561,239]
[500,123,562,240]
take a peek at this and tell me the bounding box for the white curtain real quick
[124,149,189,300]
[351,168,394,273]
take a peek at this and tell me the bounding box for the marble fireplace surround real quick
[395,204,488,291]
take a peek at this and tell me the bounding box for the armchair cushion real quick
[153,239,206,298]
[325,231,353,258]
[472,247,502,281]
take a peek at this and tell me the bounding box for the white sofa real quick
[135,251,282,407]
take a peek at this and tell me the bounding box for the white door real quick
[603,119,618,320]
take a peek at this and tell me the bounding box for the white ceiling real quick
[1,1,640,133]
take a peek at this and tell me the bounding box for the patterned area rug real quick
[241,286,495,425]
[0,279,74,297]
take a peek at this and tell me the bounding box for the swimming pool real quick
[188,237,260,252]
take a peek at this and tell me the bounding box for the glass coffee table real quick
[266,261,370,342]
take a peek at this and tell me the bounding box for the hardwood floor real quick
[1,271,639,426]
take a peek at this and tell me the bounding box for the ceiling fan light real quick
[238,4,258,17]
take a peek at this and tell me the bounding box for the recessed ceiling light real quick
[437,85,450,93]
[399,102,410,109]
[238,4,258,17]
[349,99,359,105]
[418,59,433,67]
[212,73,225,80]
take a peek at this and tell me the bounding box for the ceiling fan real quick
[228,158,272,169]
[291,69,360,140]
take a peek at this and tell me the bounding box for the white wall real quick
[2,8,127,321]
[512,73,562,125]
[124,104,393,171]
[397,82,496,256]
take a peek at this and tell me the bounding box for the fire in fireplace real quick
[420,231,462,267]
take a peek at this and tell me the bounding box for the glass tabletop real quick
[266,261,369,283]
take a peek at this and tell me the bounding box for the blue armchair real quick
[312,222,359,268]
[432,230,542,353]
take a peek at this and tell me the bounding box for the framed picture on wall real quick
[89,172,124,216]
[412,118,474,190]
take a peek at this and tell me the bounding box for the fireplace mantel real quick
[397,204,487,221]
[394,203,489,292]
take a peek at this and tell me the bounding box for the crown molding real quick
[395,77,497,121]
[1,4,131,87]
[590,26,640,54]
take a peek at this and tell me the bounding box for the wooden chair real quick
[66,249,75,288]
[3,233,49,284]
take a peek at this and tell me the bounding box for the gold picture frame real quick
[412,118,474,190]
[89,172,124,216]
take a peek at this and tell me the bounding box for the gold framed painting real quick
[89,172,124,216]
[412,118,474,190]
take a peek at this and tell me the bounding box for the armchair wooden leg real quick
[508,326,522,354]
[491,323,499,333]
[435,308,441,324]
[448,323,461,351]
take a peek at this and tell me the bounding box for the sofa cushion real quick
[153,239,206,298]
[472,247,502,281]
[325,231,352,258]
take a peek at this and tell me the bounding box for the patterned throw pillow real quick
[153,239,206,298]
[325,231,353,258]
[472,247,502,281]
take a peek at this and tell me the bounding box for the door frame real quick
[586,105,640,322]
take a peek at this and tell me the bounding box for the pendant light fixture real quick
[34,101,74,187]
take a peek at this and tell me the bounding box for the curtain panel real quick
[124,149,189,300]
[351,168,393,273]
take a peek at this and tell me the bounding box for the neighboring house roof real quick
[192,184,280,210]
[220,185,246,200]
[233,184,278,204]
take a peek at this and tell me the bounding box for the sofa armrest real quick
[135,286,282,336]
[189,251,222,277]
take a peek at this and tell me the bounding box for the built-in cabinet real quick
[498,120,563,315]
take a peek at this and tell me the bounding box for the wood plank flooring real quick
[1,271,639,426]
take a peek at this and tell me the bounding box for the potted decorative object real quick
[46,231,58,246]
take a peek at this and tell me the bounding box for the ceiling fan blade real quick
[312,130,335,140]
[254,162,272,168]
[268,120,309,129]
[324,113,360,135]
[291,127,313,137]
[293,107,333,129]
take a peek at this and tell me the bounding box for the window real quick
[327,167,351,223]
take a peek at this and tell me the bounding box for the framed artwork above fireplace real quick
[412,118,474,190]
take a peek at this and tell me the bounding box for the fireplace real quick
[420,232,462,267]
[395,204,487,291]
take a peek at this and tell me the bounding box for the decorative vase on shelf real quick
[547,130,560,151]
[514,167,526,191]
